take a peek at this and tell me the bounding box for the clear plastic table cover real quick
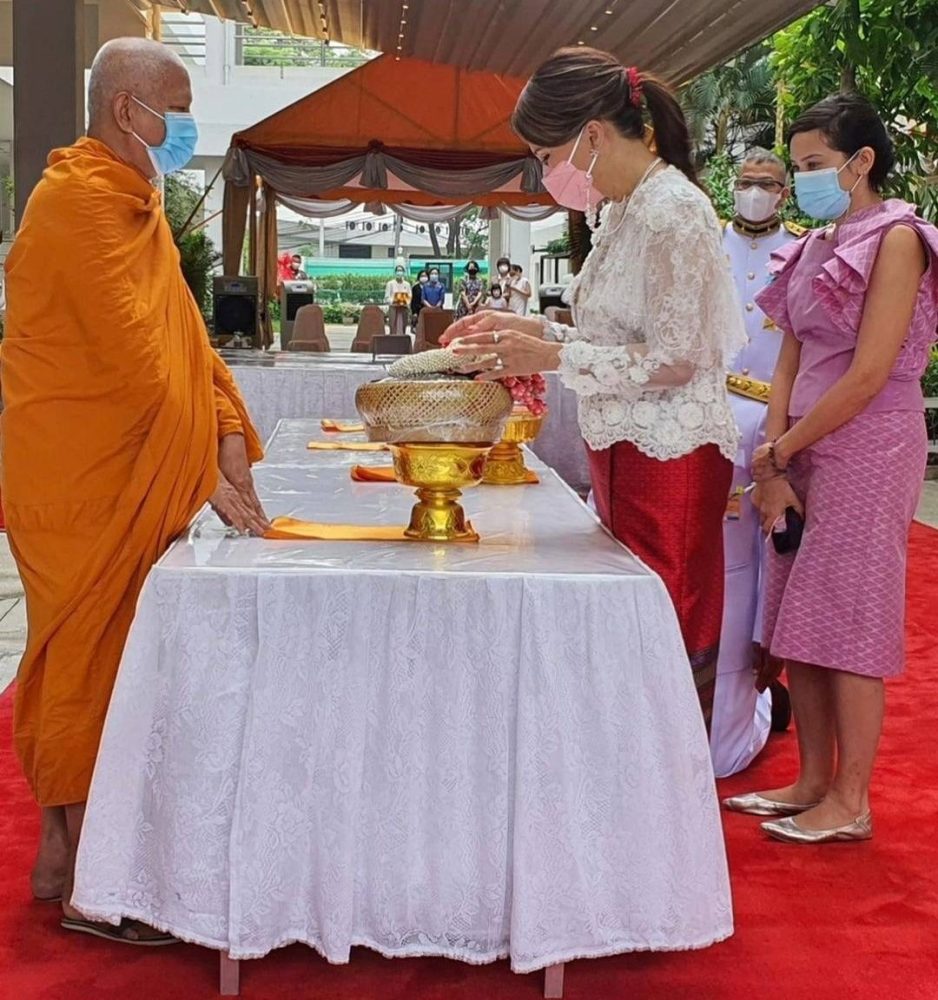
[73,417,732,973]
[165,420,647,578]
[229,362,592,491]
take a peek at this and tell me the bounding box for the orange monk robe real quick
[1,138,263,807]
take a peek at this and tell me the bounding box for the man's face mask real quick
[130,96,198,179]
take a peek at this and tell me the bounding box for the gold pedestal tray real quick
[391,442,493,542]
[483,409,546,485]
[355,377,512,543]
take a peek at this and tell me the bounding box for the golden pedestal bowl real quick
[482,408,547,485]
[355,378,512,542]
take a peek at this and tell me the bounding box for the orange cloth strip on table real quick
[264,516,480,543]
[351,465,398,483]
[264,517,408,541]
[307,440,387,452]
[1,138,262,807]
[320,419,366,433]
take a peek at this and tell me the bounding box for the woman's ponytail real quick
[640,75,698,188]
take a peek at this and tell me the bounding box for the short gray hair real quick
[740,147,789,181]
[88,38,187,129]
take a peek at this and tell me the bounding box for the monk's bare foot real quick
[31,806,69,901]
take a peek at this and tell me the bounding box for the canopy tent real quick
[221,54,553,337]
[137,1,825,84]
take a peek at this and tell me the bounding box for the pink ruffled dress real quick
[755,200,938,677]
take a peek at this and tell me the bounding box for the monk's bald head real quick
[87,38,193,180]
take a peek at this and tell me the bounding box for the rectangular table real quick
[223,351,592,492]
[72,420,732,994]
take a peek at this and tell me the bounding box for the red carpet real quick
[2,525,938,1000]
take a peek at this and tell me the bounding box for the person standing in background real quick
[710,148,804,778]
[455,260,485,320]
[487,279,509,311]
[507,262,532,316]
[384,261,412,337]
[411,269,429,334]
[422,266,446,309]
[495,256,512,295]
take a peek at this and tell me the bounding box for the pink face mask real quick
[541,127,604,213]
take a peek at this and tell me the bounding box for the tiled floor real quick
[1,481,937,694]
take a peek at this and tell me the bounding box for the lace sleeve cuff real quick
[541,316,586,343]
[558,341,654,398]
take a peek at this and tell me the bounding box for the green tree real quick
[682,44,778,163]
[164,174,220,318]
[772,0,938,219]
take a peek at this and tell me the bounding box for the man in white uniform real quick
[710,149,806,778]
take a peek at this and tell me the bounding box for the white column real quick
[203,15,227,86]
[505,216,533,278]
[487,213,502,267]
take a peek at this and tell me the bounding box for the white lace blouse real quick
[547,165,745,462]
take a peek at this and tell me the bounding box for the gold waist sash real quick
[726,373,771,403]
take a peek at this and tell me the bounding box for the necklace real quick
[604,157,664,240]
[733,216,781,238]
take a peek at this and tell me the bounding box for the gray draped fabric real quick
[277,196,359,218]
[276,195,559,223]
[222,145,545,200]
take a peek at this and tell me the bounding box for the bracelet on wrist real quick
[767,439,787,473]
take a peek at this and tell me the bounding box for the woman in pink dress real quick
[724,94,938,843]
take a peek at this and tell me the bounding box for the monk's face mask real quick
[130,97,199,180]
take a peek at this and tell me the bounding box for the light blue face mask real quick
[131,96,198,179]
[793,151,861,220]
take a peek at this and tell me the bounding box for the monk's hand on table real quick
[210,473,270,536]
[751,477,804,536]
[439,310,546,347]
[218,433,268,525]
[752,642,783,693]
[448,330,562,380]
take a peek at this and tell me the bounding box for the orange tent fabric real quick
[229,54,551,209]
[2,138,262,806]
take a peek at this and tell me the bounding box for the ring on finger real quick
[493,332,500,344]
[494,357,505,370]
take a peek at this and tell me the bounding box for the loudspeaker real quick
[213,276,258,340]
[280,280,316,349]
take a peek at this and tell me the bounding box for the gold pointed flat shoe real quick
[761,810,873,844]
[722,792,821,817]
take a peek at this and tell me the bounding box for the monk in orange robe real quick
[1,38,269,942]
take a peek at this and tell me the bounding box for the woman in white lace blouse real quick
[446,48,745,725]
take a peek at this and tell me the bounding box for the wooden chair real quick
[351,304,386,353]
[285,304,330,352]
[413,307,454,352]
[371,335,412,361]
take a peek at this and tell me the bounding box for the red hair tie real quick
[626,66,643,109]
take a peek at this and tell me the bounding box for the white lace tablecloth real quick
[227,353,591,491]
[72,419,732,973]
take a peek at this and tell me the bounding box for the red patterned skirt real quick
[587,441,732,728]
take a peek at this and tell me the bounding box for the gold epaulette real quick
[727,373,771,402]
[783,221,808,237]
